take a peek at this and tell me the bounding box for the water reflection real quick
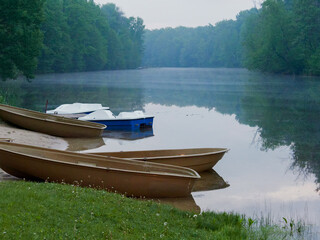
[193,169,230,192]
[0,71,146,113]
[239,75,320,191]
[1,69,319,188]
[1,68,320,229]
[64,129,154,151]
[151,170,229,212]
[66,137,105,151]
[102,128,154,140]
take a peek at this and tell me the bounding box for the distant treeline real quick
[0,0,144,80]
[143,0,320,75]
[142,16,247,68]
[1,0,320,80]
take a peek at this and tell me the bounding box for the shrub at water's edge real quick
[0,181,309,239]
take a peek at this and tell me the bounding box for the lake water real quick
[1,68,320,234]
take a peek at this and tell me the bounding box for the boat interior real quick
[0,142,199,178]
[94,148,228,159]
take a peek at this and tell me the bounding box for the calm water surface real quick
[1,68,320,233]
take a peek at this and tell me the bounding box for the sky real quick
[94,0,260,29]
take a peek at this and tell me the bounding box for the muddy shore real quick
[0,121,69,181]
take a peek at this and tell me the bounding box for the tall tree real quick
[242,0,304,74]
[0,0,44,80]
[293,0,320,74]
[37,0,72,73]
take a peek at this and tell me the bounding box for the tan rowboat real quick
[0,104,106,137]
[0,142,200,198]
[91,148,228,172]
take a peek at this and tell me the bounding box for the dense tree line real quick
[1,0,319,80]
[143,0,320,75]
[0,0,144,80]
[0,0,44,80]
[142,22,243,68]
[37,0,144,73]
[142,9,257,68]
[242,0,320,75]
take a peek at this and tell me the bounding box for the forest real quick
[143,0,320,75]
[0,0,144,80]
[0,0,319,80]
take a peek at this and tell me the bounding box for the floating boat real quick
[46,103,109,115]
[91,148,228,173]
[78,110,154,130]
[0,104,106,138]
[0,142,200,198]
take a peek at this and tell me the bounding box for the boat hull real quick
[93,148,228,173]
[0,104,106,138]
[0,142,199,198]
[89,117,154,130]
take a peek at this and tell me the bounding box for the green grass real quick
[0,181,307,239]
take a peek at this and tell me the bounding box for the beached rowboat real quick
[91,148,228,173]
[0,142,200,198]
[0,104,106,138]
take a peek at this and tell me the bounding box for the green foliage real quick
[242,0,320,75]
[1,1,144,78]
[100,4,145,69]
[0,0,44,80]
[144,0,320,76]
[0,181,306,239]
[143,21,244,68]
[37,1,145,73]
[307,47,320,75]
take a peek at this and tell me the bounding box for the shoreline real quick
[0,121,68,181]
[0,121,68,149]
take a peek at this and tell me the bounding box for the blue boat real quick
[78,110,154,130]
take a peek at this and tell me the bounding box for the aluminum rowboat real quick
[0,142,200,198]
[0,104,106,138]
[92,148,228,173]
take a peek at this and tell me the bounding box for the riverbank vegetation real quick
[143,0,320,76]
[38,1,144,74]
[1,0,319,80]
[0,0,44,80]
[0,180,308,239]
[0,0,144,80]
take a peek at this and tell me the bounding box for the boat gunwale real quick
[0,104,106,130]
[94,148,229,161]
[82,116,154,122]
[0,143,200,179]
[47,107,110,115]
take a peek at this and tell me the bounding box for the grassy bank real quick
[0,181,307,239]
